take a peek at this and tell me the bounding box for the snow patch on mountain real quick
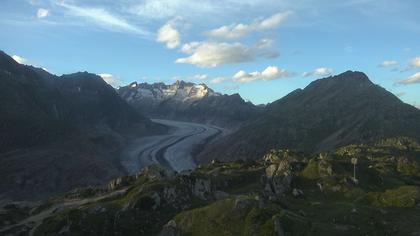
[120,80,220,104]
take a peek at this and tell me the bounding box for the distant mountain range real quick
[0,51,162,200]
[199,71,420,162]
[118,80,262,127]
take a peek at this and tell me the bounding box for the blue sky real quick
[0,0,419,106]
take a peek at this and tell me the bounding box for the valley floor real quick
[120,119,224,173]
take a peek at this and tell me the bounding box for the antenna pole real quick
[351,157,358,184]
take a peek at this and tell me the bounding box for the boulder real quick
[262,158,298,197]
[263,149,300,164]
[138,164,176,181]
[159,220,181,236]
[272,215,286,236]
[317,160,333,178]
[292,188,304,198]
[193,179,212,200]
[107,176,136,191]
[233,197,257,215]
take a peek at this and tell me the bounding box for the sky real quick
[0,0,419,106]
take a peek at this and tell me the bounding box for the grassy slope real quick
[2,137,420,235]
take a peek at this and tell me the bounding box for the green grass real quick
[300,159,320,179]
[365,186,420,208]
[22,137,420,235]
[174,197,282,236]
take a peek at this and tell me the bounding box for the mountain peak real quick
[174,80,194,88]
[339,70,368,77]
[206,70,420,161]
[118,80,261,127]
[305,70,374,93]
[119,80,219,105]
[336,70,371,83]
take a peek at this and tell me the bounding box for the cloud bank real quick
[233,66,290,83]
[175,41,277,68]
[99,73,121,87]
[379,60,397,67]
[302,67,333,77]
[56,2,150,36]
[157,23,181,49]
[398,72,420,85]
[206,11,292,39]
[12,55,26,64]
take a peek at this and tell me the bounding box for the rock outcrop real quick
[159,220,181,236]
[261,149,302,198]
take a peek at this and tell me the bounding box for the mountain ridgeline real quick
[0,51,155,153]
[118,81,262,127]
[0,51,162,200]
[199,71,420,162]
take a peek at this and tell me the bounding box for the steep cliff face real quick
[118,81,262,127]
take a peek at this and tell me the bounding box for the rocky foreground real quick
[1,137,420,235]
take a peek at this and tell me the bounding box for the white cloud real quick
[178,74,228,84]
[408,56,420,69]
[176,41,253,67]
[302,67,333,77]
[189,74,209,80]
[209,77,229,84]
[379,60,397,67]
[255,38,274,49]
[261,66,288,80]
[206,24,248,40]
[206,11,292,39]
[416,105,420,110]
[57,2,149,36]
[37,8,49,18]
[12,55,26,64]
[99,73,121,87]
[259,11,293,29]
[128,0,217,20]
[157,23,180,49]
[398,72,420,85]
[176,41,276,68]
[232,66,290,83]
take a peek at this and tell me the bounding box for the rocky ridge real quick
[118,81,262,127]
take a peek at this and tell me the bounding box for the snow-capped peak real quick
[118,80,220,104]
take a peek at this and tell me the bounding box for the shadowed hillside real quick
[0,51,163,200]
[198,71,420,162]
